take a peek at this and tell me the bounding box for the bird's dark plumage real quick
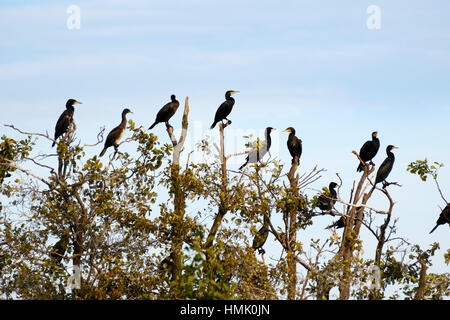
[284,127,302,165]
[252,214,270,254]
[357,131,380,172]
[148,95,179,130]
[326,207,364,230]
[210,90,239,129]
[99,108,132,157]
[52,99,82,147]
[50,234,70,264]
[430,203,450,234]
[240,127,275,170]
[159,252,175,276]
[371,145,398,192]
[318,182,339,212]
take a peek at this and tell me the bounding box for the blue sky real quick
[1,0,449,297]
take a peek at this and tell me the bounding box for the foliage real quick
[0,124,448,300]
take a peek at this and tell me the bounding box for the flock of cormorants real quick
[51,91,449,251]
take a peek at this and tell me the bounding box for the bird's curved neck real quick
[387,150,395,158]
[263,214,270,226]
[66,105,75,112]
[225,93,234,102]
[120,113,128,127]
[266,130,272,149]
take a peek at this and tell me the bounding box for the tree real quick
[0,122,448,300]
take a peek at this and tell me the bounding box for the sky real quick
[1,0,449,298]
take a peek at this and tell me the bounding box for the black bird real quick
[357,131,380,172]
[148,94,180,130]
[159,251,175,276]
[210,90,239,129]
[99,108,133,157]
[317,182,339,212]
[252,214,270,254]
[326,207,364,230]
[239,127,275,170]
[371,145,398,192]
[52,99,82,147]
[50,234,70,264]
[430,203,450,234]
[283,127,302,165]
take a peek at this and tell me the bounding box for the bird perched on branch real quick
[239,127,275,170]
[317,182,339,212]
[148,94,179,130]
[371,145,398,192]
[210,90,239,129]
[429,203,450,234]
[357,131,380,172]
[99,108,133,157]
[283,127,302,165]
[52,99,82,147]
[159,251,175,277]
[50,234,70,264]
[252,214,270,255]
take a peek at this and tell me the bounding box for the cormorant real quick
[252,214,270,254]
[210,90,239,129]
[50,234,70,264]
[283,127,302,165]
[52,99,82,147]
[357,131,380,172]
[148,94,180,130]
[371,145,398,192]
[159,251,175,276]
[429,203,450,234]
[317,182,339,212]
[239,127,275,170]
[99,108,133,157]
[326,207,364,230]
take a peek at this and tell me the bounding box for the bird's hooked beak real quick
[283,128,291,133]
[392,146,399,149]
[230,91,240,95]
[74,101,82,105]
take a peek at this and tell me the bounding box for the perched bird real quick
[283,127,302,165]
[317,182,339,212]
[239,127,275,170]
[52,99,82,147]
[327,216,346,229]
[50,234,70,264]
[148,94,180,130]
[159,251,175,276]
[371,145,398,192]
[210,90,239,129]
[99,108,133,157]
[429,203,450,234]
[357,131,380,172]
[252,214,270,254]
[326,207,364,230]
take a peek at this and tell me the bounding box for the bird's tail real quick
[149,122,157,130]
[239,159,249,171]
[357,163,364,172]
[210,121,217,130]
[370,183,377,194]
[429,224,439,234]
[99,148,107,157]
